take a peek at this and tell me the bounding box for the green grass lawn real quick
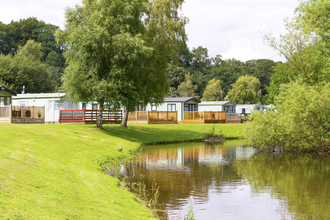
[0,123,243,219]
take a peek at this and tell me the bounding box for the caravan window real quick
[184,104,197,111]
[47,100,53,111]
[167,104,176,111]
[55,101,64,110]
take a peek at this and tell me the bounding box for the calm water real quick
[114,140,330,219]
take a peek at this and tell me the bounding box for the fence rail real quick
[183,111,227,123]
[0,106,11,118]
[11,106,45,124]
[226,113,241,123]
[0,105,11,123]
[59,110,122,123]
[128,111,177,124]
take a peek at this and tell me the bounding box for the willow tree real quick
[226,75,261,104]
[56,0,188,128]
[201,78,222,101]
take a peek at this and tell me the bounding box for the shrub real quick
[245,82,330,153]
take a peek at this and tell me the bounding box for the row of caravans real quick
[0,86,272,124]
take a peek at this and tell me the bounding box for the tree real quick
[263,0,330,104]
[0,40,55,93]
[56,0,188,128]
[177,74,198,97]
[226,75,261,104]
[201,78,222,101]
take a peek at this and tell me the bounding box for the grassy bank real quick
[0,123,243,219]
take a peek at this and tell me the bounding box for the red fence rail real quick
[59,110,122,123]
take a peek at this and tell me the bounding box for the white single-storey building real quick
[236,104,270,114]
[198,101,236,113]
[12,93,99,123]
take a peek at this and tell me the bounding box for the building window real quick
[64,101,79,110]
[0,97,10,106]
[19,101,28,107]
[136,104,145,111]
[167,104,176,111]
[185,104,197,111]
[92,103,98,110]
[82,103,86,110]
[55,101,64,110]
[230,106,235,113]
[47,100,53,111]
[242,108,245,114]
[151,105,157,111]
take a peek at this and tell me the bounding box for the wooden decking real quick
[59,110,123,124]
[128,111,177,124]
[0,105,45,124]
[128,111,242,124]
[182,111,227,124]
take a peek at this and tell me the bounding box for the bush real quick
[245,82,330,153]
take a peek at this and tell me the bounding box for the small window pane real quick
[151,105,157,111]
[47,101,53,111]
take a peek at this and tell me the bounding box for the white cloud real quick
[0,0,299,62]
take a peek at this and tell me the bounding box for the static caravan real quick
[236,104,266,114]
[198,101,236,113]
[12,93,87,123]
[145,97,201,121]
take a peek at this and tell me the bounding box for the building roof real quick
[164,97,201,103]
[0,85,17,96]
[199,101,235,105]
[13,93,66,99]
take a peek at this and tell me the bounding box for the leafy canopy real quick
[201,78,222,101]
[56,0,188,111]
[226,75,261,104]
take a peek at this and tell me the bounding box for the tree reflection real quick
[119,142,246,218]
[236,153,330,219]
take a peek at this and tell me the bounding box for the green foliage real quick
[0,40,56,93]
[57,0,188,128]
[177,74,198,97]
[0,18,66,89]
[201,78,222,101]
[246,82,330,152]
[183,201,196,220]
[226,75,261,104]
[264,0,330,104]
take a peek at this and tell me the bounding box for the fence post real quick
[203,111,205,123]
[10,104,12,123]
[147,111,149,124]
[167,111,169,123]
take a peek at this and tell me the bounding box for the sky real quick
[0,0,300,62]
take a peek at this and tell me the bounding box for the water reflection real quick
[112,141,330,219]
[236,153,330,220]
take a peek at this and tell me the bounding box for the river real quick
[112,140,330,219]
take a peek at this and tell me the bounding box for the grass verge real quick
[0,123,243,219]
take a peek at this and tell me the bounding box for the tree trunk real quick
[121,108,129,128]
[97,102,104,129]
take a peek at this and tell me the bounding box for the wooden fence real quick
[226,113,241,123]
[128,111,177,124]
[11,106,45,124]
[0,105,11,123]
[59,110,122,124]
[183,111,227,124]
